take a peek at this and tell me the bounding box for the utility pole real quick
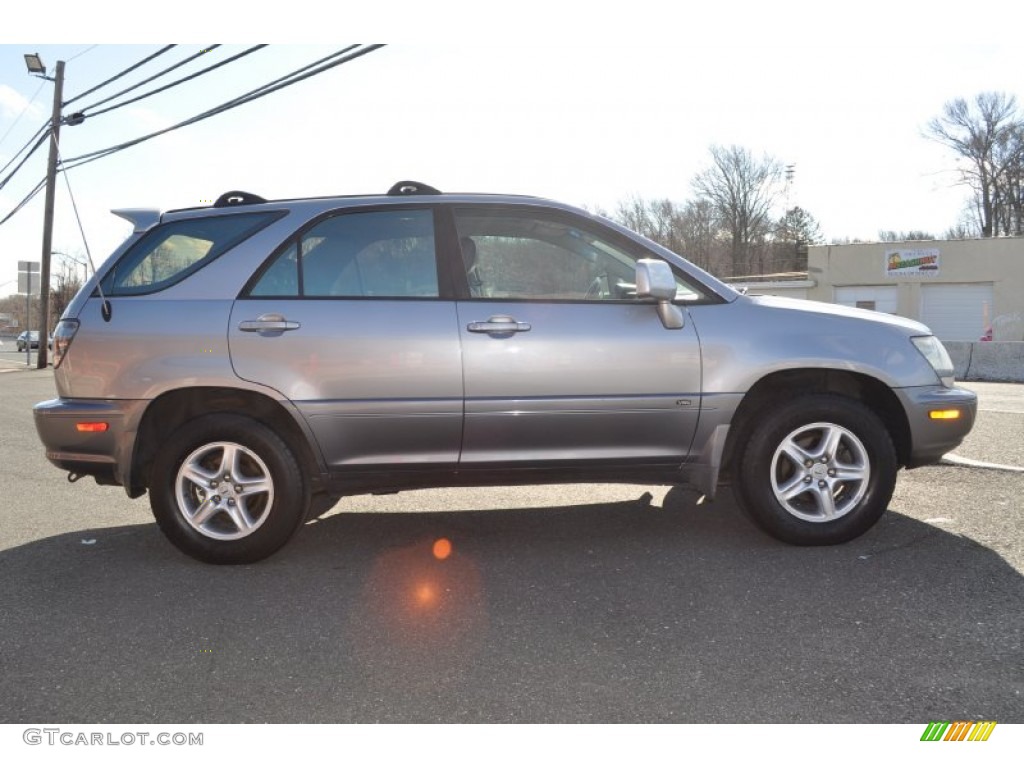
[36,59,65,369]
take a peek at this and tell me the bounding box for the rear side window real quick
[248,209,439,298]
[101,212,281,296]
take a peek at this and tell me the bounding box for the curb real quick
[940,453,1024,473]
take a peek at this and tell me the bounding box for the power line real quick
[76,45,224,114]
[67,45,99,63]
[0,45,386,233]
[0,122,49,178]
[0,128,49,192]
[0,81,46,150]
[63,45,177,107]
[0,177,45,228]
[84,45,269,120]
[2,47,205,204]
[63,45,384,170]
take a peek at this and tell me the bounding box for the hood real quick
[746,294,932,336]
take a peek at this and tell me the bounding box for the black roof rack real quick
[214,190,267,207]
[387,180,441,196]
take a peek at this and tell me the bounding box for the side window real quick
[103,212,281,296]
[454,208,704,302]
[250,209,438,298]
[250,242,298,297]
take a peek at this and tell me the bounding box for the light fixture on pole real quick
[24,53,50,79]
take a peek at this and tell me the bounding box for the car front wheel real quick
[734,395,898,545]
[150,414,308,564]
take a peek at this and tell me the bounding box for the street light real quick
[23,53,48,78]
[52,250,89,280]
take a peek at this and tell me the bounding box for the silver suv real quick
[34,182,977,563]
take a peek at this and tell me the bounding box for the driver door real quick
[451,205,702,467]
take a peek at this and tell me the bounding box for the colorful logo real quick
[920,721,997,741]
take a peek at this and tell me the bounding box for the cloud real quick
[124,106,174,133]
[0,85,43,120]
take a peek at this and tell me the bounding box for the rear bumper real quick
[896,385,978,467]
[33,398,146,487]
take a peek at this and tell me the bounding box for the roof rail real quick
[214,190,267,207]
[387,180,441,196]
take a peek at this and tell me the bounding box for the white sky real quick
[1,2,1022,294]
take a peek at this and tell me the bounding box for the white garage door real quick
[920,283,993,341]
[835,286,898,314]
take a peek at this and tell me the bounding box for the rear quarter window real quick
[101,212,282,296]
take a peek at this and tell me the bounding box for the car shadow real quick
[0,486,1021,724]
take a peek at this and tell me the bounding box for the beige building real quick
[728,237,1024,342]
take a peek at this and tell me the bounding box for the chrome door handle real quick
[467,316,531,334]
[238,313,301,332]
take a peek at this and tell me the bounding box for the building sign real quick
[885,248,939,277]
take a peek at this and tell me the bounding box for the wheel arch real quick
[721,368,911,479]
[129,387,326,497]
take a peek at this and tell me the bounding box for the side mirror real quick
[636,259,684,330]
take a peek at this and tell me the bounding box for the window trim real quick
[444,203,725,305]
[99,210,287,297]
[239,204,455,301]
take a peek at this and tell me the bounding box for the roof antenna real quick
[57,142,111,321]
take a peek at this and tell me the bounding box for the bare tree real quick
[878,229,936,242]
[613,194,654,237]
[613,196,684,250]
[647,198,687,256]
[927,92,1023,237]
[49,253,86,325]
[0,293,39,331]
[692,145,783,276]
[678,199,720,273]
[610,195,726,274]
[992,122,1023,235]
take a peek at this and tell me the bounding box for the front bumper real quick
[33,398,146,487]
[896,385,978,467]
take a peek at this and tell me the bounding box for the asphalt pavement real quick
[0,368,1021,723]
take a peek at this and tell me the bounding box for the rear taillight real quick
[52,319,80,369]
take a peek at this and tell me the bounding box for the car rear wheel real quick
[734,395,898,545]
[150,414,308,564]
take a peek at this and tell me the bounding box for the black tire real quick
[734,395,897,546]
[150,414,308,564]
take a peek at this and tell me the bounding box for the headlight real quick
[911,335,955,388]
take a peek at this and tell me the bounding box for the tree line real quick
[597,145,822,279]
[5,92,1020,311]
[600,91,1021,279]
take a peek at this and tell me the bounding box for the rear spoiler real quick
[111,208,161,234]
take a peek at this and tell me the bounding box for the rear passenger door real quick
[229,206,464,471]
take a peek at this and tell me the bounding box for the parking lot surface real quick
[1,370,1021,722]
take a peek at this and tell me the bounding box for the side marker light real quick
[76,422,109,432]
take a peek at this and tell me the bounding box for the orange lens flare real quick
[432,538,452,560]
[414,583,437,606]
